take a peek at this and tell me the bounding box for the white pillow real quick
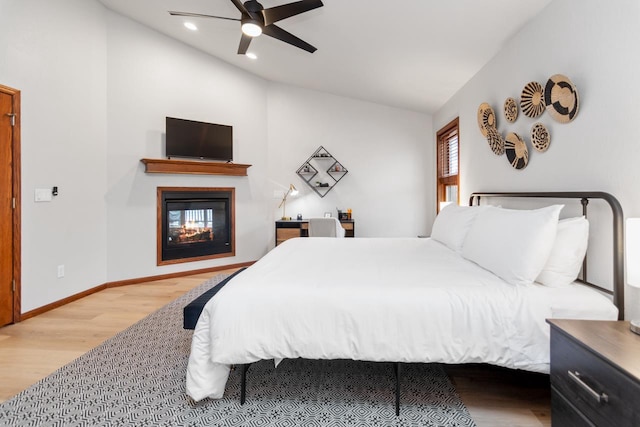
[536,216,589,287]
[461,205,564,286]
[431,204,487,253]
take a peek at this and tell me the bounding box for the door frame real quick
[0,84,21,323]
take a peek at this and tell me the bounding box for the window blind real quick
[438,129,458,178]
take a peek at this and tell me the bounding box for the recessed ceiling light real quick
[246,52,257,60]
[184,22,197,31]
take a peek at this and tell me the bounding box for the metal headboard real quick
[469,192,624,320]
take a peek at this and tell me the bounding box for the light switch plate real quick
[34,188,52,202]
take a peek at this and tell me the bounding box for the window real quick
[436,118,459,212]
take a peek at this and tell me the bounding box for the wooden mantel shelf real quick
[140,158,251,176]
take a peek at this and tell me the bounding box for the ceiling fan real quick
[169,0,324,54]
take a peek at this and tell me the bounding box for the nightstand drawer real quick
[551,386,595,427]
[550,330,640,426]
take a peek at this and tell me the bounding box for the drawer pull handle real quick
[568,370,609,403]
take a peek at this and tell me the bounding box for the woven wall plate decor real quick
[544,74,579,123]
[531,122,550,152]
[503,97,518,123]
[520,81,545,118]
[477,102,496,136]
[486,126,505,155]
[505,132,529,169]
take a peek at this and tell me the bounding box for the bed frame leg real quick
[394,362,401,416]
[240,363,251,404]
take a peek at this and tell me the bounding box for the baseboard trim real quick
[20,261,254,321]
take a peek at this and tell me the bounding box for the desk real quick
[275,219,355,246]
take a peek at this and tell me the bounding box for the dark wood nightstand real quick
[547,319,640,427]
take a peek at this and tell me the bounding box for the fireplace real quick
[157,187,235,265]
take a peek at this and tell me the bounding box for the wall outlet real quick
[57,264,65,278]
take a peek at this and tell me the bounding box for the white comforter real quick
[186,237,617,401]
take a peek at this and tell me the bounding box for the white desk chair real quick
[308,217,346,238]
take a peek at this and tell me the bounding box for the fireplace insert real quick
[158,188,234,265]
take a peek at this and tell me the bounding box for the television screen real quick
[165,117,233,161]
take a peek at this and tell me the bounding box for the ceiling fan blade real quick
[262,24,317,53]
[237,33,252,54]
[261,0,323,26]
[229,0,249,14]
[169,11,240,22]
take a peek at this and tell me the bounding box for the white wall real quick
[433,0,640,319]
[105,13,433,282]
[0,1,433,312]
[105,12,271,281]
[267,84,433,238]
[0,0,108,312]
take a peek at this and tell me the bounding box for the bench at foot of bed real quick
[183,268,246,330]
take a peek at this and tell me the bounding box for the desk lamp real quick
[278,184,298,220]
[626,218,640,334]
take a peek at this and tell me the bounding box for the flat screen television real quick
[165,117,233,161]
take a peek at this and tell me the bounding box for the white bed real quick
[186,235,618,401]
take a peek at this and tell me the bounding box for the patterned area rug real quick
[0,274,476,426]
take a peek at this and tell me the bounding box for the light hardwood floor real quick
[0,269,550,426]
[444,364,550,427]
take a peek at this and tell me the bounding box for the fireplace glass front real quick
[159,189,233,264]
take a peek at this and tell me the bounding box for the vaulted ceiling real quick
[98,0,553,113]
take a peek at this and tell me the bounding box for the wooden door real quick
[0,85,20,327]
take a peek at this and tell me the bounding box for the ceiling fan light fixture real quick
[170,0,323,53]
[241,18,262,37]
